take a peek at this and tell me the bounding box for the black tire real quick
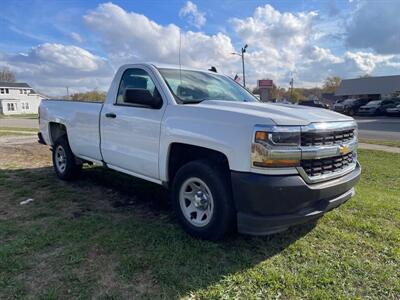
[171,160,236,240]
[52,136,82,181]
[348,108,355,116]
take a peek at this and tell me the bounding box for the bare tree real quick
[322,76,342,93]
[0,66,16,83]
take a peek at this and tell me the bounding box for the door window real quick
[116,68,158,105]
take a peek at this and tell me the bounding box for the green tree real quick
[284,88,305,103]
[322,76,341,93]
[291,89,306,102]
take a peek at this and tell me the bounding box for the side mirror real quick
[123,88,162,109]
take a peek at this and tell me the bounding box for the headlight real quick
[252,126,301,168]
[255,130,300,146]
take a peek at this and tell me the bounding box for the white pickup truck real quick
[38,63,361,240]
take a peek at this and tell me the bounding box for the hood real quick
[196,100,352,126]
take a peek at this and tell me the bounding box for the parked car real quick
[332,99,347,113]
[333,98,370,116]
[299,100,329,109]
[38,63,361,240]
[357,99,400,116]
[386,103,400,116]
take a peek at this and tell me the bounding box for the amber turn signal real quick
[253,159,300,168]
[255,131,268,141]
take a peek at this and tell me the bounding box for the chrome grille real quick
[301,152,354,177]
[301,129,355,146]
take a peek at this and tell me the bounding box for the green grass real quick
[0,113,38,119]
[0,132,35,137]
[0,127,37,137]
[359,138,400,148]
[0,127,37,132]
[0,146,399,299]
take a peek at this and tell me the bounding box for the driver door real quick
[100,67,165,182]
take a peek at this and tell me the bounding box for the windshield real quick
[158,68,258,104]
[366,100,381,106]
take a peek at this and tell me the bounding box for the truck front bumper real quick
[231,163,361,235]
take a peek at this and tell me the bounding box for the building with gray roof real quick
[335,75,400,100]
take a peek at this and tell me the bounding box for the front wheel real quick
[171,160,236,240]
[52,136,82,181]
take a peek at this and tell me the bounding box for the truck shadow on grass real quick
[0,165,317,299]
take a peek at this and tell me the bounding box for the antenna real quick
[179,28,182,84]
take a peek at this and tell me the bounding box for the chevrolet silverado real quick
[38,63,361,240]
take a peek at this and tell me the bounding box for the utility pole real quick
[290,77,294,102]
[232,44,248,88]
[241,45,247,87]
[66,86,69,99]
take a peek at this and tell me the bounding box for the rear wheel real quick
[171,160,235,240]
[52,136,82,181]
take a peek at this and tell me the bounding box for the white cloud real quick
[179,1,206,29]
[230,3,400,87]
[0,43,113,95]
[229,5,341,86]
[70,32,83,43]
[232,5,318,51]
[344,51,395,74]
[84,3,236,70]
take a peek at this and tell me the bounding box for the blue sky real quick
[1,0,399,95]
[0,0,349,54]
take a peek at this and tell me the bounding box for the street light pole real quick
[232,44,248,88]
[290,77,294,102]
[241,49,246,87]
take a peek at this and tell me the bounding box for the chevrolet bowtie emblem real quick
[339,145,349,155]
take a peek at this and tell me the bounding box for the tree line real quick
[253,76,342,102]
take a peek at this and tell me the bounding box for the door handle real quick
[105,112,117,118]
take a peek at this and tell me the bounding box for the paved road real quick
[0,118,38,128]
[355,117,400,141]
[0,116,399,141]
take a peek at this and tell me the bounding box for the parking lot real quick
[356,116,400,141]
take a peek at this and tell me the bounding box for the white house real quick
[0,82,47,115]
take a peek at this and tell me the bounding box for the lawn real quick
[0,143,399,299]
[359,138,400,148]
[0,113,38,119]
[0,127,37,137]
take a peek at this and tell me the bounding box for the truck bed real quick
[39,99,104,162]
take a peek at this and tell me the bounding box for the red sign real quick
[258,79,273,88]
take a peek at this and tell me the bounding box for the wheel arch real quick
[48,122,68,146]
[166,142,231,186]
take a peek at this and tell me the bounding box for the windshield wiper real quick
[182,99,207,104]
